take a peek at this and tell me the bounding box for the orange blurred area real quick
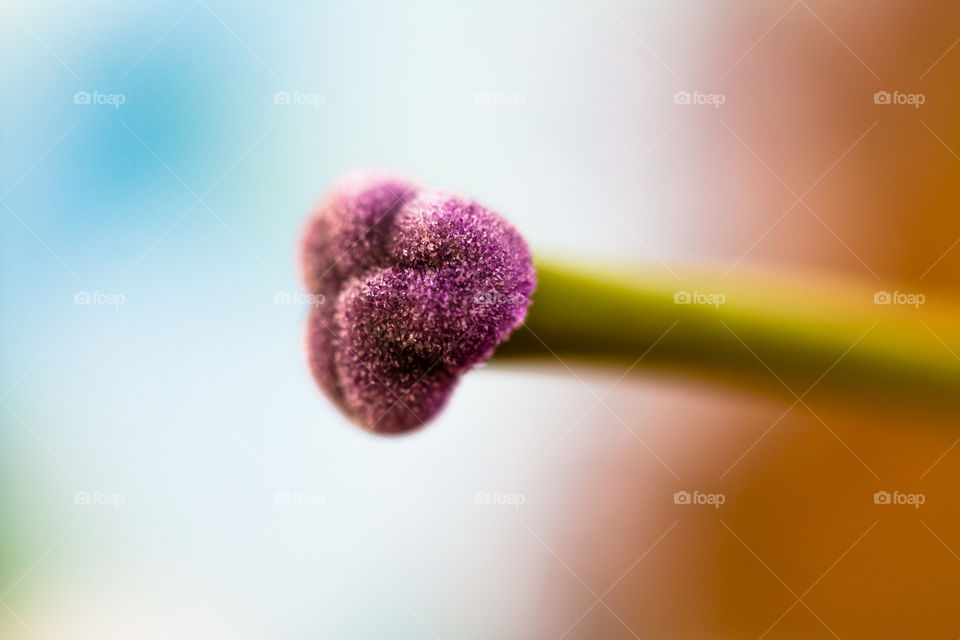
[542,1,960,636]
[525,372,959,638]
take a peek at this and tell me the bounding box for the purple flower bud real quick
[301,172,536,434]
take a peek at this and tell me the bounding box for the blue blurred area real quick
[1,1,684,636]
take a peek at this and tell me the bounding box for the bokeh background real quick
[3,0,960,637]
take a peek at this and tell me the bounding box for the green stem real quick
[493,260,960,411]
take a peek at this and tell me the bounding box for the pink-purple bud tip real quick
[301,171,536,434]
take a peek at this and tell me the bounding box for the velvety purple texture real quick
[301,171,536,434]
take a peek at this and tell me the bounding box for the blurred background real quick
[3,0,960,637]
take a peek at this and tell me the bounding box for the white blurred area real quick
[6,363,786,639]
